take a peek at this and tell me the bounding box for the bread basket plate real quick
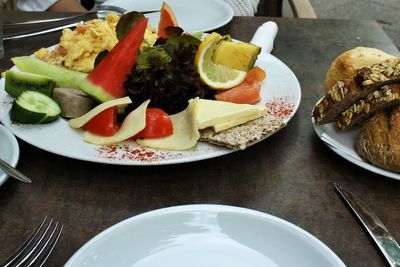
[312,100,400,180]
[0,46,301,165]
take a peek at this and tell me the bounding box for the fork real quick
[0,217,63,267]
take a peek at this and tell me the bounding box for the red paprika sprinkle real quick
[265,98,295,120]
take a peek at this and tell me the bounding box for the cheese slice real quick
[136,101,199,150]
[84,100,150,145]
[191,98,267,132]
[69,96,132,128]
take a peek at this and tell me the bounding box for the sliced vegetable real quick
[78,18,148,102]
[69,96,132,129]
[136,101,199,150]
[84,107,118,136]
[134,108,173,139]
[84,100,150,145]
[10,90,61,124]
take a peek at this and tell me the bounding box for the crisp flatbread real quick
[199,115,286,150]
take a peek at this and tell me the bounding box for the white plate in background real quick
[65,205,346,267]
[102,0,234,33]
[0,124,20,186]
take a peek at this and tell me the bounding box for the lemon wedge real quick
[195,32,247,90]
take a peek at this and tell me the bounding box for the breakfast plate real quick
[65,205,346,267]
[0,124,20,186]
[312,103,400,180]
[102,0,234,33]
[0,47,301,165]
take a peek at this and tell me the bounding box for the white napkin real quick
[250,21,278,54]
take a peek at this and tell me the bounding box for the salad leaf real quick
[116,11,145,41]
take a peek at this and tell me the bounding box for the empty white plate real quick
[0,124,20,186]
[65,205,345,267]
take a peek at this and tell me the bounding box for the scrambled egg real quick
[35,15,158,73]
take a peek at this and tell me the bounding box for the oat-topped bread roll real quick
[324,47,396,94]
[356,106,400,172]
[313,58,400,125]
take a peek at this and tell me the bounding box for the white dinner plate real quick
[0,49,301,165]
[312,99,400,180]
[102,0,234,33]
[65,205,346,267]
[0,124,20,186]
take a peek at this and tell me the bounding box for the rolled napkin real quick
[250,21,278,54]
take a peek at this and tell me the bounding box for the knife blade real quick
[334,183,400,267]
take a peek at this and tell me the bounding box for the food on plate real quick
[84,100,150,145]
[52,88,95,119]
[212,41,261,72]
[323,47,397,94]
[337,84,400,130]
[134,108,173,139]
[158,1,178,39]
[69,96,132,128]
[215,66,266,104]
[313,47,400,173]
[356,106,400,172]
[136,101,199,150]
[12,56,87,88]
[4,70,55,98]
[78,18,148,102]
[10,90,61,124]
[125,27,209,114]
[313,58,400,125]
[2,5,280,153]
[192,98,267,132]
[194,32,248,89]
[200,115,285,150]
[34,15,158,73]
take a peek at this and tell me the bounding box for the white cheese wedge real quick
[83,100,150,145]
[136,101,199,150]
[69,96,132,128]
[191,98,267,132]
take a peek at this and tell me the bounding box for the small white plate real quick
[102,0,234,33]
[65,205,345,267]
[0,124,20,186]
[312,99,400,180]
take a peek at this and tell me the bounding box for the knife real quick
[334,183,400,267]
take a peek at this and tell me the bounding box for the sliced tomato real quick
[134,108,173,139]
[83,107,118,136]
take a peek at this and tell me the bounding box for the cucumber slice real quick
[5,70,55,98]
[10,91,62,124]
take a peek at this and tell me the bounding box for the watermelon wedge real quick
[78,18,148,103]
[158,2,178,39]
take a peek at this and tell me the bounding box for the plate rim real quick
[65,204,345,267]
[0,124,20,186]
[312,97,400,180]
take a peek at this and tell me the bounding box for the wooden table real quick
[1,12,400,267]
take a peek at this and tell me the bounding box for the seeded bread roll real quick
[324,47,396,94]
[356,106,400,172]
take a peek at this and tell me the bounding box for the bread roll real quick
[356,106,400,172]
[324,47,396,93]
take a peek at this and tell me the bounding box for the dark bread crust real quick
[356,106,400,172]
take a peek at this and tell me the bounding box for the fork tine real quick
[26,222,63,267]
[0,217,63,267]
[0,217,50,267]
